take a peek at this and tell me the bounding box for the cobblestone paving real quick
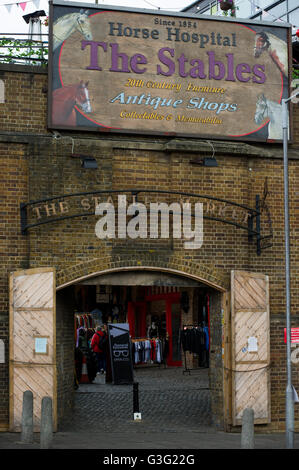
[60,367,213,433]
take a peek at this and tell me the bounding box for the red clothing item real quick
[91,331,105,353]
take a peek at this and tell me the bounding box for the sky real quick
[0,0,196,36]
[0,0,297,39]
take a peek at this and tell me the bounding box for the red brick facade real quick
[0,64,299,431]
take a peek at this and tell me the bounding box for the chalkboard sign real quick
[108,323,134,385]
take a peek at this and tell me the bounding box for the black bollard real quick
[133,382,139,413]
[133,382,141,420]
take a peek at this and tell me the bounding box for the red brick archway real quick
[56,255,229,292]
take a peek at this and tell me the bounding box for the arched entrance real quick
[55,267,228,432]
[8,265,271,433]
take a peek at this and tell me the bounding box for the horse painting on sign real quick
[254,93,286,140]
[52,81,92,127]
[253,32,288,77]
[53,10,92,51]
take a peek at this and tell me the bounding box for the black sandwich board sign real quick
[108,323,134,385]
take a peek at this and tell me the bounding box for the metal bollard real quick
[40,397,53,449]
[21,390,33,444]
[241,408,255,449]
[133,382,141,420]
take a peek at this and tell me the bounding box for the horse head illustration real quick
[52,81,92,127]
[53,11,93,51]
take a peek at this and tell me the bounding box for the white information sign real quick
[248,336,258,352]
[35,337,48,354]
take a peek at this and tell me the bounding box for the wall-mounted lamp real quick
[71,153,98,169]
[189,157,218,167]
[81,156,98,169]
[189,141,217,167]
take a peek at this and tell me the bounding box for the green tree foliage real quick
[0,38,48,65]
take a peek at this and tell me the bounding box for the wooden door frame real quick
[222,290,232,431]
[166,297,182,367]
[127,301,147,338]
[9,267,57,432]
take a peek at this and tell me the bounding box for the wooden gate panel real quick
[13,310,54,364]
[9,268,57,432]
[234,311,268,363]
[234,367,269,421]
[13,272,54,309]
[231,270,270,426]
[12,366,54,430]
[234,273,267,310]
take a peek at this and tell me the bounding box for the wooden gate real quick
[231,270,270,425]
[9,268,57,432]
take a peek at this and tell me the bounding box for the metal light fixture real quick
[189,157,218,167]
[71,153,98,169]
[203,157,218,167]
[81,156,98,169]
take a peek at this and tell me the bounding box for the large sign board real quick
[108,323,134,385]
[49,1,291,142]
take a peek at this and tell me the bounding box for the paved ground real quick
[1,366,298,450]
[59,367,212,433]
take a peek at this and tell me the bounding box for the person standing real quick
[91,325,107,374]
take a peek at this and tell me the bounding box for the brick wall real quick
[0,68,48,134]
[56,287,77,427]
[0,141,29,428]
[1,66,299,431]
[208,290,224,429]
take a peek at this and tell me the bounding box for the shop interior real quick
[73,272,211,386]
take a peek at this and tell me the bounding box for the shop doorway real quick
[54,270,225,432]
[128,290,182,367]
[69,283,213,378]
[54,276,220,432]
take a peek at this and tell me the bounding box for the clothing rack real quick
[131,337,163,367]
[75,312,95,329]
[181,323,210,375]
[182,323,209,375]
[131,337,150,342]
[181,324,196,375]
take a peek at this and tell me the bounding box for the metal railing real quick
[0,31,298,77]
[0,33,48,66]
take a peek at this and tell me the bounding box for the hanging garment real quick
[156,340,162,363]
[180,327,204,355]
[139,342,145,363]
[144,340,151,362]
[76,327,84,348]
[134,342,141,364]
[163,338,169,361]
[203,326,209,351]
[91,309,103,324]
[87,314,93,328]
[180,329,186,351]
[150,339,156,361]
